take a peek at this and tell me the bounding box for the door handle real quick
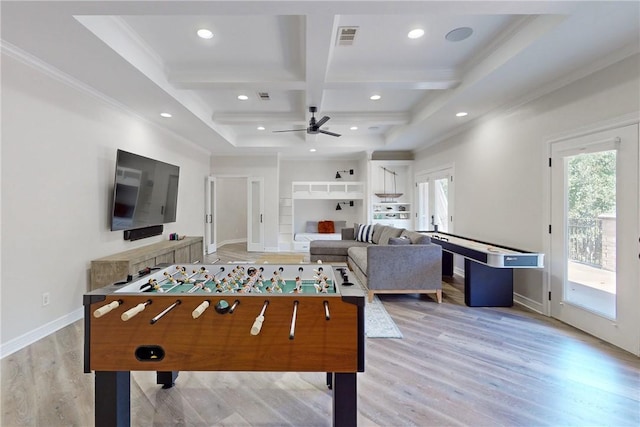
[260,214,263,223]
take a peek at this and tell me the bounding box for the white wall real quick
[1,54,210,352]
[414,53,640,307]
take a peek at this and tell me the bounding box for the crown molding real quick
[0,40,210,156]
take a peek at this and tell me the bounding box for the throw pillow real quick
[400,229,431,245]
[355,224,374,243]
[378,226,404,245]
[388,237,411,245]
[318,220,335,234]
[305,221,318,233]
[371,223,384,244]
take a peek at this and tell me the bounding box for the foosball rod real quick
[150,300,181,324]
[229,299,240,314]
[93,300,123,318]
[250,300,269,335]
[121,300,152,321]
[323,300,330,320]
[289,300,299,340]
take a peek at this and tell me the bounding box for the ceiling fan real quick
[273,106,341,137]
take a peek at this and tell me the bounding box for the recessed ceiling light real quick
[350,126,358,130]
[197,29,214,39]
[407,28,425,39]
[257,126,265,130]
[237,95,249,101]
[370,94,381,101]
[456,112,468,117]
[446,27,473,42]
[309,148,317,152]
[160,112,172,118]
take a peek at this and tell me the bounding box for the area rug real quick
[365,296,403,338]
[255,254,305,264]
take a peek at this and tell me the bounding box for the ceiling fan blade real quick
[315,116,330,127]
[318,129,341,137]
[272,129,306,133]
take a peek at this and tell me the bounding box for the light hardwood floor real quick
[2,243,639,426]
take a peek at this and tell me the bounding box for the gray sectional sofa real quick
[310,224,442,303]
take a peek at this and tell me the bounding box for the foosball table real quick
[84,262,365,427]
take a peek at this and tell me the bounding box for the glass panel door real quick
[550,124,639,355]
[434,177,450,233]
[205,176,217,254]
[416,181,429,230]
[247,177,264,252]
[565,150,616,318]
[415,167,454,233]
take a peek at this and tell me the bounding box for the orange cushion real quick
[317,220,335,234]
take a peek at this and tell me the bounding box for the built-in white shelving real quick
[292,181,365,200]
[368,161,414,229]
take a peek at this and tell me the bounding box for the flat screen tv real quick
[110,149,180,232]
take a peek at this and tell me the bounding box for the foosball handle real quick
[121,303,146,321]
[93,300,121,318]
[192,300,210,319]
[250,315,265,335]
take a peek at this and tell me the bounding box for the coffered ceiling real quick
[2,1,638,158]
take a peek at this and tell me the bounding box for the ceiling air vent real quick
[336,26,358,46]
[257,92,270,101]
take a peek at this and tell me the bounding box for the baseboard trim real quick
[514,292,544,314]
[217,238,246,247]
[0,307,84,359]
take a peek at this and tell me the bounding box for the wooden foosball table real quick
[84,263,365,426]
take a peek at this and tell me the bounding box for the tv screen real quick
[110,150,180,231]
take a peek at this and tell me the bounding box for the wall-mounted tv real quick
[110,149,180,232]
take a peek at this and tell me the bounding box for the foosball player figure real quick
[294,276,302,293]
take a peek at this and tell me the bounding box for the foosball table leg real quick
[332,372,357,427]
[326,372,333,389]
[95,371,130,427]
[157,371,179,389]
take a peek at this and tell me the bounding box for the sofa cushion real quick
[371,223,384,244]
[305,221,318,233]
[310,239,369,257]
[400,229,432,245]
[347,246,368,271]
[388,236,411,245]
[355,224,374,243]
[334,220,347,231]
[378,226,404,245]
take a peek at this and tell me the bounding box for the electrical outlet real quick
[42,292,50,306]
